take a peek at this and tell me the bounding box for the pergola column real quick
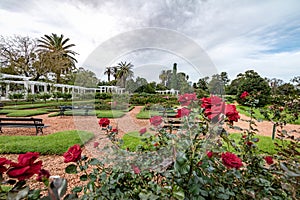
[5,84,10,98]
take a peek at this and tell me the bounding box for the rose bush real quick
[0,92,299,199]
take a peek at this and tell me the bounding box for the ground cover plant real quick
[0,130,94,155]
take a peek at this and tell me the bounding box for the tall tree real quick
[170,63,178,89]
[104,67,113,82]
[0,35,43,80]
[116,61,134,88]
[37,33,78,83]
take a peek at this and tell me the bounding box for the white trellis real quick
[0,73,125,100]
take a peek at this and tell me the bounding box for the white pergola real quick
[0,73,125,100]
[156,89,179,95]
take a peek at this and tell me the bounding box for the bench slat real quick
[0,118,43,122]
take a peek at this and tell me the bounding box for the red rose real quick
[37,169,50,182]
[150,116,163,126]
[203,103,226,121]
[221,152,243,169]
[111,128,118,133]
[7,152,42,181]
[225,104,240,123]
[201,96,223,109]
[98,118,110,127]
[207,151,213,158]
[139,127,147,135]
[245,141,253,146]
[176,108,191,118]
[264,156,273,165]
[0,157,11,173]
[153,142,159,147]
[63,144,82,163]
[131,164,141,174]
[178,93,197,106]
[240,91,249,99]
[93,142,100,148]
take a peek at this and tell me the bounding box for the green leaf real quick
[65,164,77,174]
[7,186,29,200]
[216,193,230,199]
[72,186,82,193]
[172,186,185,200]
[89,158,101,165]
[80,175,88,181]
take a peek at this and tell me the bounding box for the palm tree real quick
[104,67,113,82]
[37,33,78,83]
[116,61,134,88]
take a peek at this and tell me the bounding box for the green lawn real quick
[236,105,300,125]
[121,131,152,151]
[0,130,94,155]
[136,108,161,119]
[121,131,290,155]
[96,110,126,118]
[6,109,49,117]
[228,133,291,155]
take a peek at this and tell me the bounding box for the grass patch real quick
[236,105,300,125]
[4,103,61,110]
[236,105,265,120]
[0,130,94,155]
[0,109,16,114]
[96,110,125,118]
[6,109,49,117]
[228,133,291,155]
[121,131,152,151]
[136,108,161,119]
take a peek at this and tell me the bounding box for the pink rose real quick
[150,116,163,126]
[178,93,197,106]
[139,127,147,135]
[93,142,100,148]
[131,164,141,174]
[176,107,191,118]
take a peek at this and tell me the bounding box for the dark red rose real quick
[111,128,118,133]
[178,93,197,106]
[131,164,141,174]
[264,156,273,165]
[139,127,147,135]
[7,152,42,181]
[240,91,249,99]
[176,108,191,118]
[207,151,213,158]
[242,135,247,139]
[225,104,240,123]
[63,144,82,163]
[245,141,253,146]
[98,118,110,127]
[0,157,11,173]
[37,169,50,182]
[93,142,100,148]
[221,152,243,169]
[153,142,159,147]
[150,116,163,126]
[197,161,203,166]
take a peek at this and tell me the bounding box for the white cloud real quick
[0,0,299,83]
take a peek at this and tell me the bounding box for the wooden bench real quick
[59,105,93,116]
[0,117,48,135]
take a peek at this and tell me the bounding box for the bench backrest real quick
[0,118,43,123]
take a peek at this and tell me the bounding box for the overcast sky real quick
[1,0,299,83]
